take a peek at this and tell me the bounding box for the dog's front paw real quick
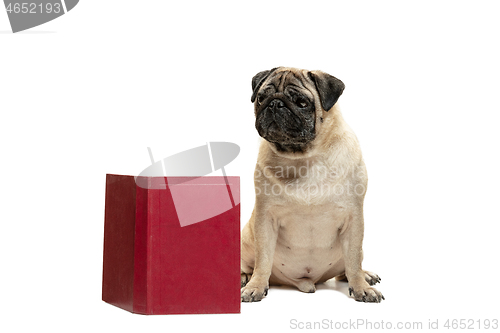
[348,282,384,303]
[241,281,268,302]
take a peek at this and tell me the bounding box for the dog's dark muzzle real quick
[266,99,302,130]
[256,99,304,141]
[267,99,285,110]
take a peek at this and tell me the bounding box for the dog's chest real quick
[273,202,347,245]
[272,158,350,206]
[271,203,348,279]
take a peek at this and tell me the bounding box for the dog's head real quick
[252,67,345,154]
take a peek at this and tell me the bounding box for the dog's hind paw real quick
[241,273,252,288]
[335,271,381,286]
[364,271,381,286]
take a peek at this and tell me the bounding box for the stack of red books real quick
[102,174,240,315]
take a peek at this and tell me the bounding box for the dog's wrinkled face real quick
[252,67,345,154]
[254,69,316,152]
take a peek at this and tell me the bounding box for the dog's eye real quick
[296,97,308,108]
[257,95,266,105]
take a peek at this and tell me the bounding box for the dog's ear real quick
[251,67,278,103]
[308,71,345,111]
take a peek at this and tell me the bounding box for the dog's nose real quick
[268,99,285,110]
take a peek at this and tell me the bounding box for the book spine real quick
[102,174,136,312]
[133,177,151,314]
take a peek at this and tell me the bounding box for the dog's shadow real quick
[316,279,350,296]
[270,279,351,298]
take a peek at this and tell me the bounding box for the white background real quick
[1,1,499,332]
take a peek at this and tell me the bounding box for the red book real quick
[102,174,240,315]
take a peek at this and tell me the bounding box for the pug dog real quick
[240,67,384,303]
